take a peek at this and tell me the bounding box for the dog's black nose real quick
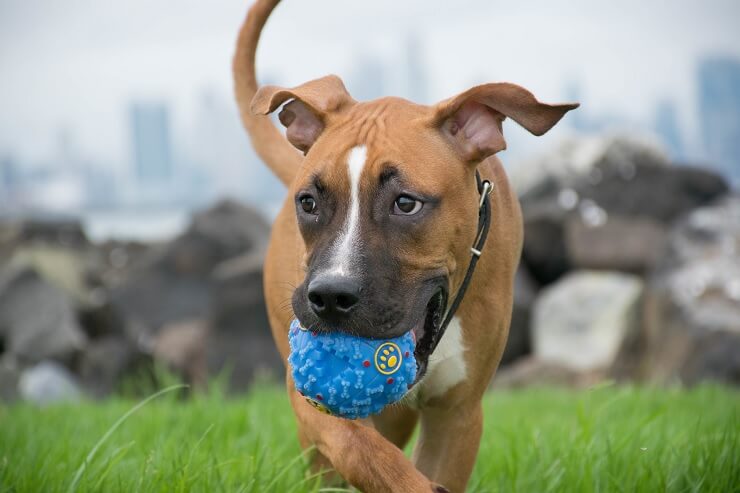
[307,274,361,320]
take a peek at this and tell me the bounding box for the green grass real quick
[1,384,737,492]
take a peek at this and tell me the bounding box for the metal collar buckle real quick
[471,180,493,258]
[478,180,493,209]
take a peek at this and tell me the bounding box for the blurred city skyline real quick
[1,0,739,237]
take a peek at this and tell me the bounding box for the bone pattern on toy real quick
[288,319,417,420]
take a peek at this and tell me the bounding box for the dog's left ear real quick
[432,82,579,163]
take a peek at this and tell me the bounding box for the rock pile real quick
[0,199,282,402]
[496,135,737,388]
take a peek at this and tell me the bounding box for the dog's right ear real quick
[251,75,355,153]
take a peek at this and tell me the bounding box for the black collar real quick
[433,170,493,349]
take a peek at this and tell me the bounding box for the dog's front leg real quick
[413,401,484,493]
[288,385,443,493]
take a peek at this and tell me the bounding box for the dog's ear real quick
[431,82,579,163]
[251,75,355,153]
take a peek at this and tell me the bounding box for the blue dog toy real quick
[288,319,417,420]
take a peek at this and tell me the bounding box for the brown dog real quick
[233,1,577,491]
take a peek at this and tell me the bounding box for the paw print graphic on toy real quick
[374,342,403,375]
[288,318,417,419]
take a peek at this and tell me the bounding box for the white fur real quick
[328,145,367,276]
[405,316,468,406]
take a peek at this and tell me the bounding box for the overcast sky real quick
[1,0,739,169]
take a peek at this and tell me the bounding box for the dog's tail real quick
[233,0,300,186]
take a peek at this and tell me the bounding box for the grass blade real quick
[67,384,187,493]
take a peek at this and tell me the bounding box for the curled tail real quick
[233,0,300,186]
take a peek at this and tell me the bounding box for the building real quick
[129,102,173,184]
[653,100,684,161]
[698,57,740,184]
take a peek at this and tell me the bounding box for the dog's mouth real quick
[410,288,447,384]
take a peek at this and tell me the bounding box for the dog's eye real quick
[393,195,423,215]
[299,195,317,214]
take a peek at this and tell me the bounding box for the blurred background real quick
[0,0,738,403]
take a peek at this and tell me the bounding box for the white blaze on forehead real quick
[329,145,367,276]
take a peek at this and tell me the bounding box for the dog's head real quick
[252,76,576,378]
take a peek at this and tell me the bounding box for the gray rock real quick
[565,215,667,273]
[5,245,92,304]
[629,195,740,385]
[493,356,606,389]
[0,221,21,264]
[208,252,282,391]
[152,319,209,390]
[532,270,644,370]
[210,251,269,334]
[521,203,570,285]
[162,199,269,277]
[3,245,126,341]
[107,200,279,392]
[575,161,728,223]
[77,336,149,397]
[514,135,671,203]
[0,355,20,401]
[77,295,126,340]
[518,135,729,284]
[110,200,270,334]
[18,217,89,248]
[19,361,82,404]
[500,267,537,365]
[0,267,86,365]
[205,329,282,391]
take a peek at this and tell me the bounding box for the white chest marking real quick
[406,316,468,405]
[329,145,367,276]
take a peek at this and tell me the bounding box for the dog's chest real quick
[405,316,468,407]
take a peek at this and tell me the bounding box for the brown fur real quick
[233,1,576,491]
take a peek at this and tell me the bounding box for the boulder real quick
[0,355,20,401]
[77,336,149,397]
[110,199,270,335]
[162,199,269,277]
[111,264,210,338]
[493,356,606,389]
[208,252,283,391]
[18,217,89,248]
[205,328,282,391]
[0,221,21,264]
[532,270,643,370]
[575,161,729,223]
[5,245,93,305]
[93,240,152,288]
[108,200,278,392]
[152,319,209,390]
[518,135,729,284]
[514,134,671,203]
[625,195,740,385]
[0,267,86,365]
[521,202,570,285]
[210,251,269,333]
[19,361,83,405]
[500,267,537,365]
[3,245,126,341]
[77,295,126,340]
[565,215,667,273]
